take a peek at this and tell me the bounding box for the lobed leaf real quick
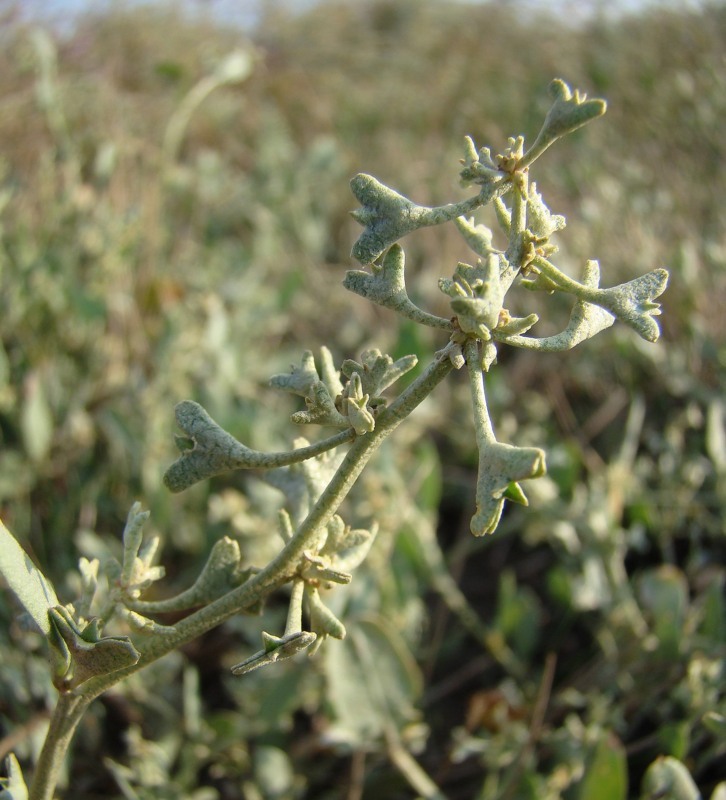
[48,607,140,689]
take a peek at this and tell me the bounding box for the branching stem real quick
[28,343,456,800]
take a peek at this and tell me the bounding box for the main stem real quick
[28,694,92,800]
[29,342,456,800]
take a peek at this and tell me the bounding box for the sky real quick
[17,0,305,30]
[16,0,700,19]
[15,0,705,29]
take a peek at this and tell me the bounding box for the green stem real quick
[532,254,594,297]
[384,725,447,800]
[502,170,529,288]
[28,693,92,800]
[284,579,306,636]
[420,181,507,227]
[30,343,456,800]
[464,339,495,444]
[509,175,528,241]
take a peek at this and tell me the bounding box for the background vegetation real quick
[0,0,724,797]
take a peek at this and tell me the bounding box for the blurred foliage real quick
[0,0,724,798]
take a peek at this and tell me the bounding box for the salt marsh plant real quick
[1,79,675,799]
